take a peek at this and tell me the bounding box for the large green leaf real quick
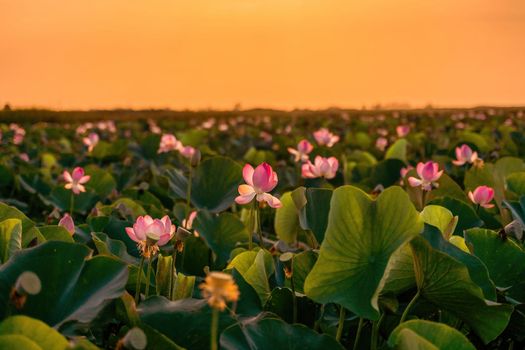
[275,192,304,244]
[220,316,344,350]
[84,165,117,198]
[427,197,483,235]
[167,157,243,213]
[420,205,455,237]
[0,315,68,350]
[294,187,333,244]
[0,241,128,326]
[138,297,235,350]
[388,320,475,350]
[0,203,42,246]
[385,138,408,163]
[304,186,423,320]
[0,219,22,263]
[226,249,274,304]
[0,334,42,350]
[38,225,74,243]
[464,228,525,289]
[422,225,496,300]
[410,236,512,344]
[507,172,525,196]
[193,210,248,267]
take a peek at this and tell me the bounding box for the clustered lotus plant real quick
[0,109,524,350]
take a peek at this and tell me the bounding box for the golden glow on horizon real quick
[1,0,524,110]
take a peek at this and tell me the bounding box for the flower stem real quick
[290,267,297,323]
[336,305,346,343]
[255,204,264,248]
[353,317,364,350]
[185,166,193,224]
[400,290,420,324]
[135,256,145,304]
[169,251,177,300]
[210,308,219,350]
[421,190,427,209]
[69,192,75,215]
[145,258,153,299]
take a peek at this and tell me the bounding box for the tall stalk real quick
[145,258,153,298]
[69,192,75,215]
[336,305,346,343]
[210,308,219,350]
[134,256,145,304]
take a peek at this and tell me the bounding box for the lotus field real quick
[1,109,525,350]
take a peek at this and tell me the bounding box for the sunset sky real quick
[1,0,524,110]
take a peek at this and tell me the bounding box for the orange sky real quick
[1,0,524,110]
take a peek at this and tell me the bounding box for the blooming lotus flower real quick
[287,139,313,163]
[452,144,479,166]
[125,215,175,258]
[63,167,90,194]
[200,271,240,311]
[313,128,339,147]
[235,163,282,208]
[83,132,99,152]
[396,125,410,138]
[468,186,495,208]
[301,156,339,179]
[408,161,443,191]
[376,137,388,151]
[158,134,182,154]
[59,214,75,235]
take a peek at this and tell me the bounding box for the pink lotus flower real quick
[126,215,175,258]
[287,139,314,163]
[468,186,495,208]
[400,165,414,179]
[59,214,75,235]
[408,161,443,191]
[301,156,339,179]
[452,144,479,166]
[376,137,388,151]
[83,132,99,152]
[63,167,90,194]
[180,145,196,160]
[235,163,282,208]
[10,124,26,145]
[182,211,197,230]
[313,128,339,147]
[396,125,410,138]
[158,134,182,154]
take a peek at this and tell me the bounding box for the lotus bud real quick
[10,271,41,309]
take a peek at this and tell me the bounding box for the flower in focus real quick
[301,156,339,179]
[59,213,75,235]
[287,139,313,163]
[375,137,388,151]
[158,134,182,154]
[408,161,443,191]
[63,167,90,194]
[452,144,479,166]
[200,271,240,311]
[468,186,495,208]
[235,163,282,208]
[313,128,339,147]
[125,215,175,258]
[396,125,410,138]
[83,132,99,152]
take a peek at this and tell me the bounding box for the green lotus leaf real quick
[138,297,234,350]
[304,185,423,320]
[0,203,43,246]
[220,316,344,350]
[427,197,483,235]
[507,172,525,196]
[410,236,512,344]
[385,138,408,163]
[193,210,248,267]
[0,219,22,263]
[388,320,475,350]
[84,165,117,198]
[464,228,525,289]
[0,334,42,350]
[0,241,128,326]
[0,315,68,350]
[38,225,74,243]
[297,188,333,244]
[275,192,304,244]
[420,205,455,237]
